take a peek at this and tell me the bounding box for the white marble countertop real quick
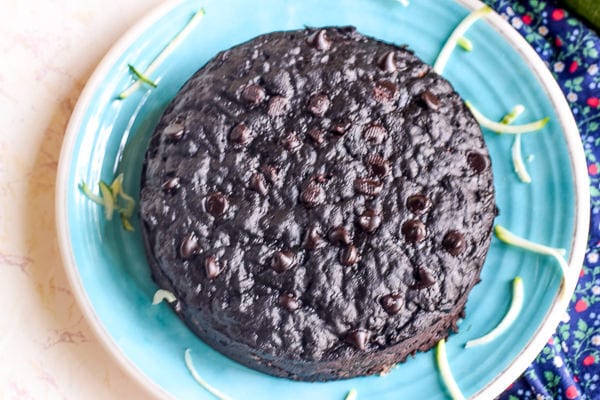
[0,1,164,398]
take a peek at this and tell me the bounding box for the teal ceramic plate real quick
[56,0,589,399]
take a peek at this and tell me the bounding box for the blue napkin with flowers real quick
[480,1,600,399]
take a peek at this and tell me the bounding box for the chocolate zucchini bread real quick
[139,26,496,381]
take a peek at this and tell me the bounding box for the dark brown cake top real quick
[140,27,495,363]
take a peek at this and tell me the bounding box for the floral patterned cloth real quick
[479,1,600,399]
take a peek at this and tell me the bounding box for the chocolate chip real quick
[204,256,222,279]
[365,154,390,177]
[354,178,383,196]
[230,123,252,145]
[301,181,325,207]
[279,293,300,311]
[413,267,435,289]
[329,226,351,245]
[378,51,397,73]
[180,233,201,258]
[313,174,329,184]
[164,123,185,140]
[205,192,229,217]
[261,165,280,185]
[420,90,440,110]
[303,225,324,249]
[241,84,266,105]
[373,80,398,103]
[268,96,288,116]
[442,230,466,256]
[363,124,388,144]
[307,93,330,116]
[330,120,351,135]
[407,194,432,215]
[467,152,488,174]
[307,128,325,145]
[306,29,332,51]
[283,133,302,152]
[250,173,268,195]
[358,209,381,233]
[380,293,404,315]
[345,329,369,350]
[271,250,296,273]
[340,244,359,266]
[161,176,180,193]
[401,219,426,243]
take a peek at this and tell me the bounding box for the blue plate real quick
[56,0,589,398]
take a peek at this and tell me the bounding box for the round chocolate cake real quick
[140,27,496,381]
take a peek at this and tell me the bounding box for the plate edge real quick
[53,1,200,399]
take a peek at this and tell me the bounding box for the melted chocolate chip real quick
[406,194,432,215]
[420,91,440,110]
[330,120,351,135]
[467,152,488,174]
[268,96,289,116]
[442,230,466,256]
[329,226,351,246]
[241,84,266,104]
[413,267,435,289]
[283,133,302,152]
[272,250,296,273]
[261,165,280,185]
[161,176,180,193]
[363,124,388,144]
[306,29,332,51]
[373,80,398,103]
[365,154,390,177]
[307,128,325,145]
[340,244,359,266]
[164,123,185,140]
[401,219,426,243]
[301,181,325,207]
[313,174,329,184]
[230,123,252,145]
[354,178,383,196]
[204,256,222,279]
[205,192,229,217]
[345,329,369,351]
[180,233,201,259]
[279,293,300,311]
[378,51,397,73]
[303,225,324,249]
[358,209,381,233]
[307,93,330,116]
[250,173,269,195]
[380,293,404,315]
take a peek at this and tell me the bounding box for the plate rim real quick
[454,0,590,398]
[54,0,591,399]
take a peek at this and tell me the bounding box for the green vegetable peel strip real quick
[152,289,176,305]
[118,7,206,99]
[127,64,157,88]
[466,101,550,134]
[184,349,232,400]
[433,6,491,73]
[512,134,532,183]
[456,36,473,52]
[494,225,568,297]
[499,104,532,183]
[436,339,466,400]
[344,388,358,400]
[465,277,524,348]
[501,104,525,125]
[79,173,136,231]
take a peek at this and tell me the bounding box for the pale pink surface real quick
[0,1,161,398]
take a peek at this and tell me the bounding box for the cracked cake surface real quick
[139,26,496,381]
